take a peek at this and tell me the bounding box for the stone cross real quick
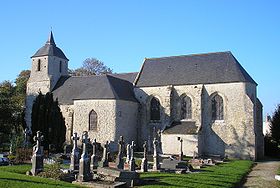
[178,138,183,161]
[100,141,109,167]
[129,141,136,171]
[153,138,160,171]
[141,141,148,172]
[126,143,131,163]
[90,138,98,170]
[78,131,91,182]
[31,131,44,176]
[70,132,80,171]
[116,136,125,169]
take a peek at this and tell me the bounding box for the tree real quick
[70,58,113,76]
[270,105,280,145]
[31,92,66,152]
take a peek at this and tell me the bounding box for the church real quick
[25,32,264,160]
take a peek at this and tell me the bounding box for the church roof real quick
[163,121,198,135]
[109,72,138,83]
[135,51,257,87]
[31,32,69,60]
[52,74,137,105]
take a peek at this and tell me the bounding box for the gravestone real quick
[31,131,44,176]
[23,128,31,147]
[100,141,109,167]
[129,141,136,171]
[153,138,160,171]
[90,138,98,170]
[141,141,148,172]
[178,137,183,161]
[70,132,80,171]
[116,136,125,169]
[126,143,131,163]
[77,131,92,182]
[161,158,189,173]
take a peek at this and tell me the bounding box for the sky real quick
[0,0,279,116]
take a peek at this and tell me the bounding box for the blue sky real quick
[0,0,279,116]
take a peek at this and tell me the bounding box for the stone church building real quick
[25,32,264,160]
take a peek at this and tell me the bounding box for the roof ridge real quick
[145,51,232,60]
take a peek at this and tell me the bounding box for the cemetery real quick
[0,130,254,188]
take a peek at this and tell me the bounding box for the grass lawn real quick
[139,160,253,188]
[0,164,81,188]
[0,160,252,188]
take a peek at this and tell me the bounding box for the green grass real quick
[139,160,253,188]
[0,164,81,188]
[0,160,252,188]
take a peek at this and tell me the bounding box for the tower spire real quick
[46,31,56,46]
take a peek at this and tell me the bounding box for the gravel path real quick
[242,160,280,188]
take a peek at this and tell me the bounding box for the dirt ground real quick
[242,159,280,188]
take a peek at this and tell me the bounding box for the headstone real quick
[23,128,31,147]
[31,131,44,176]
[141,141,148,172]
[129,141,136,171]
[126,144,131,163]
[77,131,92,182]
[178,137,183,161]
[153,138,160,171]
[115,136,125,169]
[157,129,163,154]
[90,138,98,170]
[100,141,109,167]
[70,132,80,171]
[161,158,189,173]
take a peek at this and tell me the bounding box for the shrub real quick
[38,162,63,180]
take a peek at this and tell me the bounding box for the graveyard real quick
[0,130,255,188]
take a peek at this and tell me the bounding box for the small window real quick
[181,96,192,120]
[211,94,224,120]
[37,59,41,71]
[59,61,62,73]
[150,97,160,121]
[89,110,97,131]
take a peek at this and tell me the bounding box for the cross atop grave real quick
[72,132,79,149]
[141,141,148,172]
[91,138,98,170]
[81,131,90,157]
[101,141,109,167]
[78,131,92,182]
[70,132,80,171]
[126,144,131,163]
[34,131,44,154]
[129,141,136,171]
[116,136,125,169]
[178,137,183,161]
[143,141,148,159]
[153,138,160,171]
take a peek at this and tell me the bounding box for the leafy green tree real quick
[31,92,66,152]
[270,105,280,145]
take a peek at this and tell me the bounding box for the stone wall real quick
[59,105,74,144]
[115,100,138,147]
[135,82,259,160]
[161,133,198,156]
[73,99,117,149]
[202,82,256,160]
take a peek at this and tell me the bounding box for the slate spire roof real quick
[134,51,256,87]
[32,31,68,60]
[46,31,55,46]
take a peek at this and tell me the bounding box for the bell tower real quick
[25,31,69,130]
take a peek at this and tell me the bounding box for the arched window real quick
[150,97,160,121]
[181,96,192,120]
[89,110,97,131]
[211,94,224,120]
[59,61,62,73]
[37,59,41,71]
